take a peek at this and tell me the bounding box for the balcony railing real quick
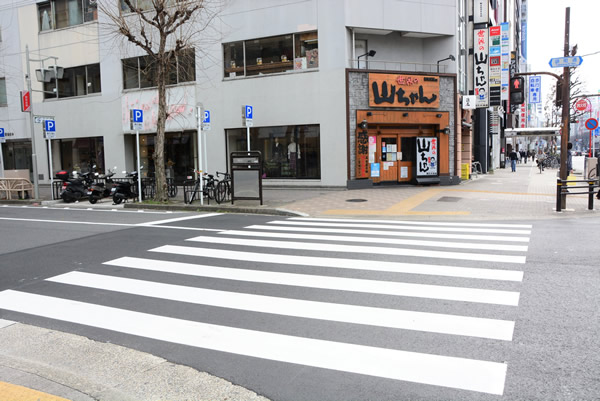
[350,59,449,73]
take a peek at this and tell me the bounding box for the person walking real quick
[509,149,519,172]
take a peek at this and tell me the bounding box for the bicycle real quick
[187,171,217,204]
[215,171,231,204]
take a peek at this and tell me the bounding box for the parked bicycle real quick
[215,171,232,204]
[185,171,218,204]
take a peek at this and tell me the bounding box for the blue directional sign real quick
[203,110,210,123]
[45,119,56,132]
[594,127,600,137]
[245,105,253,120]
[548,56,583,68]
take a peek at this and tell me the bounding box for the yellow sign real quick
[461,163,470,180]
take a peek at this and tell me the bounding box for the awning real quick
[504,127,560,137]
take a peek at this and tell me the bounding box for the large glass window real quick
[58,137,104,173]
[38,0,97,32]
[0,78,7,106]
[223,32,318,78]
[44,63,101,99]
[226,125,321,179]
[122,49,196,90]
[135,131,194,183]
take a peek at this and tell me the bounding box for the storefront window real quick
[1,140,32,172]
[136,131,194,183]
[58,137,104,173]
[223,31,318,78]
[226,125,320,179]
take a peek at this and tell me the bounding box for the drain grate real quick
[437,196,461,202]
[346,199,368,202]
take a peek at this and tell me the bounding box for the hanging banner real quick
[474,28,489,108]
[416,137,438,177]
[355,127,370,178]
[474,0,488,24]
[501,22,510,100]
[489,26,502,106]
[529,76,541,104]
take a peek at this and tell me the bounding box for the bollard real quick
[589,181,595,210]
[556,179,562,212]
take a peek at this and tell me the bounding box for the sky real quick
[528,0,600,101]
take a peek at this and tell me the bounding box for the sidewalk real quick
[1,163,599,401]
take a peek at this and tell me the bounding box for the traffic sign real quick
[0,128,5,143]
[548,56,583,68]
[130,109,143,130]
[574,98,591,112]
[203,110,210,124]
[584,118,598,131]
[594,127,600,137]
[44,119,56,132]
[245,105,253,120]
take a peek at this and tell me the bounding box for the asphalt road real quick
[0,206,599,400]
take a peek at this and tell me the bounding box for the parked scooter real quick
[87,168,116,204]
[59,171,94,203]
[111,169,143,204]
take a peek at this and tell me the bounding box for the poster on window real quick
[416,137,438,176]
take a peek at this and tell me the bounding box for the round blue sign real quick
[585,118,598,131]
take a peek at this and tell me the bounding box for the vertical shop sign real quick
[501,22,510,100]
[474,28,489,108]
[356,128,370,178]
[489,26,502,106]
[529,76,541,104]
[416,137,438,176]
[519,104,527,128]
[473,0,488,24]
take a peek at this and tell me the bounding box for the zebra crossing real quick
[0,216,530,397]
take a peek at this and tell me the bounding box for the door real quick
[379,136,398,182]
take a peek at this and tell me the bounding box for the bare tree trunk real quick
[154,41,168,202]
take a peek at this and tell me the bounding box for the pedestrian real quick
[509,149,519,172]
[567,142,573,175]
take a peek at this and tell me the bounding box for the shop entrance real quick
[375,129,432,184]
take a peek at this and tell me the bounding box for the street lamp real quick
[357,50,376,69]
[436,54,455,73]
[25,44,62,199]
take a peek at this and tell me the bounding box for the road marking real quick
[0,217,221,232]
[272,220,531,235]
[105,257,520,305]
[0,290,507,395]
[152,245,523,281]
[220,230,528,252]
[290,217,533,229]
[137,213,222,226]
[186,236,527,264]
[247,224,530,243]
[0,381,70,401]
[49,271,515,340]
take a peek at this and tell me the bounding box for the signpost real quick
[43,120,56,199]
[130,109,143,202]
[0,128,5,177]
[548,56,583,68]
[585,118,598,157]
[243,105,253,151]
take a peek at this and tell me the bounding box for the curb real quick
[122,202,306,217]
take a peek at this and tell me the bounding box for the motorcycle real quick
[87,168,116,204]
[59,171,94,203]
[111,170,143,204]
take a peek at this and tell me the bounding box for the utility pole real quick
[559,7,571,209]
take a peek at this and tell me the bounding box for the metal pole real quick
[47,137,54,200]
[559,7,571,209]
[136,130,142,202]
[246,125,250,151]
[0,141,4,177]
[25,45,40,200]
[197,106,203,205]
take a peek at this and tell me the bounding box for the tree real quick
[99,0,220,202]
[543,67,585,127]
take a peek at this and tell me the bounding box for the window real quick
[122,49,196,90]
[223,31,318,78]
[38,0,97,31]
[226,125,321,179]
[0,78,7,106]
[43,63,101,99]
[120,0,155,13]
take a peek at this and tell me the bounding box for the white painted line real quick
[0,290,508,395]
[223,230,528,252]
[137,213,222,226]
[0,217,221,232]
[248,224,530,243]
[273,220,531,235]
[0,205,180,214]
[291,217,532,229]
[151,245,523,282]
[186,236,527,264]
[0,319,15,329]
[106,257,520,306]
[49,271,515,341]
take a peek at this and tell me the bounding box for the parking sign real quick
[203,110,210,123]
[45,119,56,132]
[131,109,143,130]
[0,128,5,143]
[245,105,253,119]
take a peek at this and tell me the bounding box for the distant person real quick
[509,150,519,172]
[567,142,573,174]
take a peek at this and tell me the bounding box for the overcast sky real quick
[528,0,600,100]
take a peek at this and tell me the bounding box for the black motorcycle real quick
[59,171,93,203]
[111,170,142,204]
[87,169,116,204]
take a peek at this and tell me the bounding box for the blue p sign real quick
[133,109,143,123]
[203,110,210,123]
[245,105,253,119]
[45,120,56,132]
[0,128,4,137]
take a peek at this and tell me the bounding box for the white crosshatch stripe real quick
[289,217,533,229]
[0,290,508,395]
[185,236,527,264]
[219,229,528,252]
[151,245,524,282]
[48,271,515,340]
[106,256,520,306]
[247,224,531,243]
